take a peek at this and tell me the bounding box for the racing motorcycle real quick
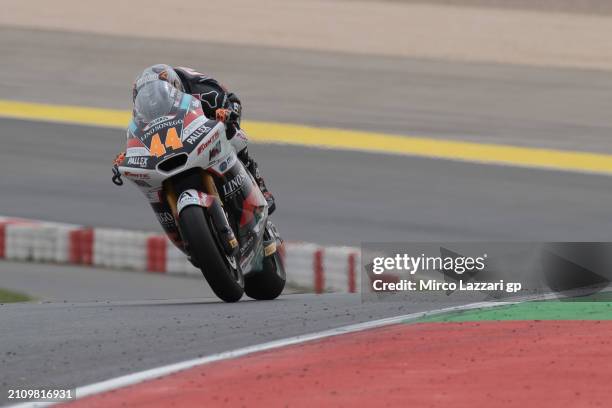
[112,81,285,302]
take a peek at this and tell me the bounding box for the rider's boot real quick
[237,148,276,215]
[227,127,276,215]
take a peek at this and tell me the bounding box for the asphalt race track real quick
[3,117,612,245]
[0,261,468,404]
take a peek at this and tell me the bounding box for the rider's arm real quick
[173,67,242,121]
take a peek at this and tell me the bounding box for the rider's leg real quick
[230,129,276,214]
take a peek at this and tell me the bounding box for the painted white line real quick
[7,299,520,408]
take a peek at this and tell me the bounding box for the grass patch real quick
[0,288,32,303]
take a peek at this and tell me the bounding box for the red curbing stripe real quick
[146,235,167,273]
[69,229,81,264]
[347,252,356,293]
[313,249,324,293]
[62,321,612,408]
[0,218,35,259]
[69,228,94,265]
[0,223,6,259]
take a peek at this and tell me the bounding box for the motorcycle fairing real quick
[125,94,217,166]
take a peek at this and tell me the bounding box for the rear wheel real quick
[245,251,286,300]
[179,205,244,302]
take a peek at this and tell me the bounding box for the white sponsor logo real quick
[126,147,150,157]
[181,116,209,140]
[127,157,149,167]
[145,115,173,129]
[185,126,211,145]
[155,212,175,226]
[135,73,159,89]
[142,119,181,140]
[222,169,246,197]
[177,190,201,213]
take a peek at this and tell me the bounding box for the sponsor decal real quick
[235,130,248,143]
[133,179,151,188]
[145,115,173,128]
[126,147,150,157]
[177,190,200,212]
[196,132,219,155]
[185,132,202,145]
[146,190,162,203]
[220,160,228,172]
[127,156,149,168]
[185,133,201,145]
[177,190,213,213]
[219,154,237,172]
[222,168,246,197]
[142,119,182,140]
[209,141,221,161]
[155,211,175,226]
[135,73,160,90]
[182,116,209,140]
[124,171,150,180]
[240,234,255,255]
[210,153,237,175]
[184,126,211,145]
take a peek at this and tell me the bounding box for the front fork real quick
[164,171,239,259]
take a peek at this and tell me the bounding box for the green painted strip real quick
[416,299,612,323]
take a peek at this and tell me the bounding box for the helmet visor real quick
[133,80,181,124]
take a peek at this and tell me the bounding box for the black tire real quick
[179,206,244,302]
[245,251,286,300]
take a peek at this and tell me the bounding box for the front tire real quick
[179,206,244,302]
[245,251,286,300]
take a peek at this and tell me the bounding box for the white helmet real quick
[132,64,184,103]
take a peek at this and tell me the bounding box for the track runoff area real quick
[3,100,612,407]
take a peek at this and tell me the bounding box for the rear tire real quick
[245,252,286,300]
[179,206,244,302]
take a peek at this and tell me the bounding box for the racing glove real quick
[215,107,241,139]
[215,106,241,125]
[112,151,126,186]
[113,151,126,167]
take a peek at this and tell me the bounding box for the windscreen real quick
[133,80,182,124]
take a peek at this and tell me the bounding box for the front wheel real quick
[179,206,244,302]
[245,251,286,300]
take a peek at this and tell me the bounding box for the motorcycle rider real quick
[114,64,276,214]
